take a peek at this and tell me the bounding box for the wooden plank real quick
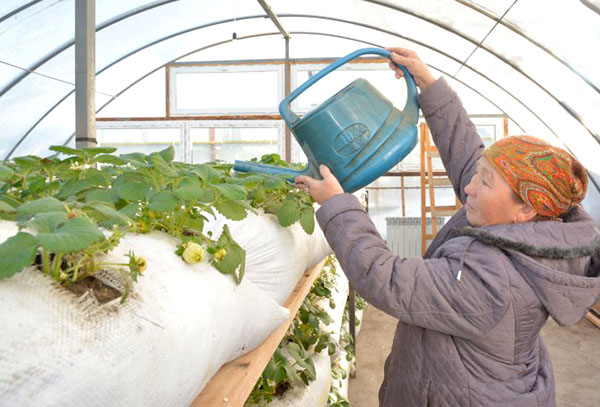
[430,177,452,187]
[585,310,600,329]
[191,257,328,407]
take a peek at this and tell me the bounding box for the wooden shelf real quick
[191,257,328,407]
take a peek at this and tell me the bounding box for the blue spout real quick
[233,160,313,182]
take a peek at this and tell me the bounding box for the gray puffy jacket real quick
[316,78,600,407]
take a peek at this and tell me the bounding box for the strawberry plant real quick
[246,256,340,405]
[0,146,317,294]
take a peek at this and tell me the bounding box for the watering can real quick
[233,47,420,193]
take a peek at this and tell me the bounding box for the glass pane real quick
[175,70,279,113]
[292,62,409,114]
[504,0,600,89]
[97,68,166,118]
[190,127,280,164]
[97,127,182,160]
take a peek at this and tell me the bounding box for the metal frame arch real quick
[8,18,562,159]
[1,0,182,97]
[276,13,600,144]
[367,0,600,94]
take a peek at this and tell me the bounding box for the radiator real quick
[386,217,446,258]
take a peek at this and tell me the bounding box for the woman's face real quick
[464,158,534,226]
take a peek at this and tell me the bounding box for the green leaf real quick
[157,145,175,163]
[212,244,243,275]
[263,358,278,380]
[214,183,246,201]
[12,156,41,172]
[239,175,267,186]
[82,147,117,158]
[149,152,179,178]
[277,199,301,227]
[175,176,212,202]
[0,164,15,181]
[85,188,120,204]
[273,366,287,383]
[37,217,104,252]
[0,201,16,213]
[192,164,221,183]
[0,232,38,280]
[287,342,305,361]
[147,191,179,212]
[49,146,87,160]
[17,197,66,215]
[93,154,126,165]
[56,173,107,199]
[83,202,132,225]
[113,173,151,201]
[21,211,67,233]
[119,203,139,219]
[213,200,247,221]
[299,206,315,234]
[264,175,287,191]
[183,217,204,233]
[119,152,150,168]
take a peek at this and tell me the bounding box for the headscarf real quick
[482,135,588,218]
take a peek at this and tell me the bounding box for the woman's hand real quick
[295,165,344,205]
[386,47,436,91]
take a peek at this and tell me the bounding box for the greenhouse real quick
[1,1,599,406]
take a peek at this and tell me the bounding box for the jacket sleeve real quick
[317,194,510,339]
[418,78,485,203]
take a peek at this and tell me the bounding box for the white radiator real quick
[386,217,446,258]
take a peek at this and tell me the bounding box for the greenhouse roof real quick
[1,0,599,202]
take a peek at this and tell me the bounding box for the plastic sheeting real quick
[0,0,598,196]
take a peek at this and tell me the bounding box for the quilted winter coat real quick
[316,78,600,407]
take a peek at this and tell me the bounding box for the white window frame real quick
[168,64,284,116]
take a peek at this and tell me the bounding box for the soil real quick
[68,276,122,304]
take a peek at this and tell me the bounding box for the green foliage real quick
[0,145,317,293]
[0,232,38,279]
[246,256,341,405]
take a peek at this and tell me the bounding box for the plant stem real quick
[42,249,50,275]
[52,253,64,280]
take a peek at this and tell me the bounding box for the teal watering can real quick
[233,47,419,193]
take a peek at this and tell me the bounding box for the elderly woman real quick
[295,48,600,407]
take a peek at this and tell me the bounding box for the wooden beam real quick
[191,257,327,407]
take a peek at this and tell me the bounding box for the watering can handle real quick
[279,47,419,126]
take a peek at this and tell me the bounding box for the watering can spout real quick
[233,160,312,181]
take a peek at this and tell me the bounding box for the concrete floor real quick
[349,305,600,407]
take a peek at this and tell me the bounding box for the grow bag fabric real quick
[205,209,332,304]
[0,229,289,407]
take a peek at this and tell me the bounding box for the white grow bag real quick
[0,210,330,407]
[205,209,331,304]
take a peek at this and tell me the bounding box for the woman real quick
[295,48,600,407]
